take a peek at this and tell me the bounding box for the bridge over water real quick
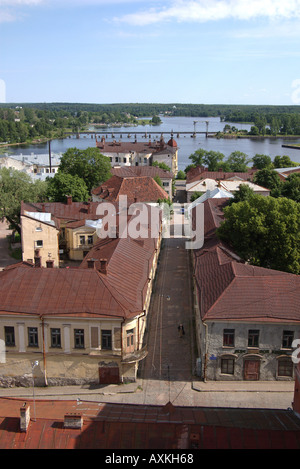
[65,130,216,139]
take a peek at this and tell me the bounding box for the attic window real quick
[35,226,42,232]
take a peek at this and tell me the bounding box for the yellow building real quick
[21,209,60,268]
[0,206,162,385]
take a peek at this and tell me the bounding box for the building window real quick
[282,331,294,349]
[28,327,38,347]
[35,240,43,248]
[126,328,135,353]
[248,330,259,348]
[278,358,293,377]
[221,358,235,375]
[223,329,235,347]
[74,329,84,349]
[87,235,93,245]
[101,330,112,350]
[50,328,61,348]
[79,235,85,245]
[4,326,15,347]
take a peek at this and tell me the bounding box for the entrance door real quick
[244,360,260,380]
[99,366,120,384]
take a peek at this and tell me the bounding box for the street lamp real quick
[31,360,39,422]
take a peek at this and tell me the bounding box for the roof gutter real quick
[203,321,208,383]
[41,318,48,387]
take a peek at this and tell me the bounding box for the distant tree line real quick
[2,103,300,144]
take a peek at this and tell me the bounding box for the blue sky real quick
[1,0,300,105]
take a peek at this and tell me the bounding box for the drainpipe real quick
[203,322,208,383]
[41,318,48,386]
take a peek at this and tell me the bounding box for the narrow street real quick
[140,235,196,383]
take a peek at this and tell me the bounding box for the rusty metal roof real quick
[1,398,300,449]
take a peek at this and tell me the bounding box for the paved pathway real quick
[140,236,195,384]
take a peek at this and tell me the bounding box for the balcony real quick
[121,345,148,364]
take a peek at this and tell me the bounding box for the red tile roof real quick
[91,175,169,203]
[0,265,138,319]
[193,200,300,323]
[96,136,177,155]
[1,398,300,449]
[21,200,113,222]
[186,166,257,184]
[112,165,173,179]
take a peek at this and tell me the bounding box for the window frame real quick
[223,329,235,347]
[248,329,260,348]
[74,329,85,349]
[28,327,39,348]
[221,358,235,375]
[101,330,112,350]
[4,326,15,347]
[50,328,61,348]
[282,330,294,349]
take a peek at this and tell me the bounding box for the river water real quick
[2,116,300,171]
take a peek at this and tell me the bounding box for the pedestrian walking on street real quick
[178,324,185,338]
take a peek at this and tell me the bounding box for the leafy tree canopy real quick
[0,167,48,233]
[58,147,111,192]
[273,155,298,168]
[252,154,273,169]
[46,172,89,203]
[217,195,300,274]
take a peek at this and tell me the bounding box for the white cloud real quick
[115,0,300,25]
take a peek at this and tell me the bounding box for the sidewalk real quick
[0,378,295,410]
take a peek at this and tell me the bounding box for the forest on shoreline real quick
[1,102,300,145]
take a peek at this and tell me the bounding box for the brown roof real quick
[1,398,300,449]
[112,165,173,179]
[80,232,159,312]
[91,175,169,202]
[192,199,300,323]
[21,199,113,223]
[96,136,177,155]
[186,166,257,184]
[0,265,139,319]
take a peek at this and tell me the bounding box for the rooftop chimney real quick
[20,403,30,432]
[99,259,107,275]
[64,413,83,430]
[66,195,72,205]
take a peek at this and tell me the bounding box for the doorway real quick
[244,359,260,380]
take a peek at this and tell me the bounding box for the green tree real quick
[227,151,250,172]
[253,168,282,194]
[176,170,186,180]
[229,184,255,204]
[217,195,300,274]
[151,115,162,125]
[203,150,225,171]
[58,147,111,192]
[0,167,48,234]
[281,173,300,202]
[46,172,89,202]
[273,155,298,168]
[189,148,206,167]
[152,161,171,171]
[252,154,273,170]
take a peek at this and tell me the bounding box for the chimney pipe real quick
[64,413,83,429]
[20,403,30,432]
[66,195,72,205]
